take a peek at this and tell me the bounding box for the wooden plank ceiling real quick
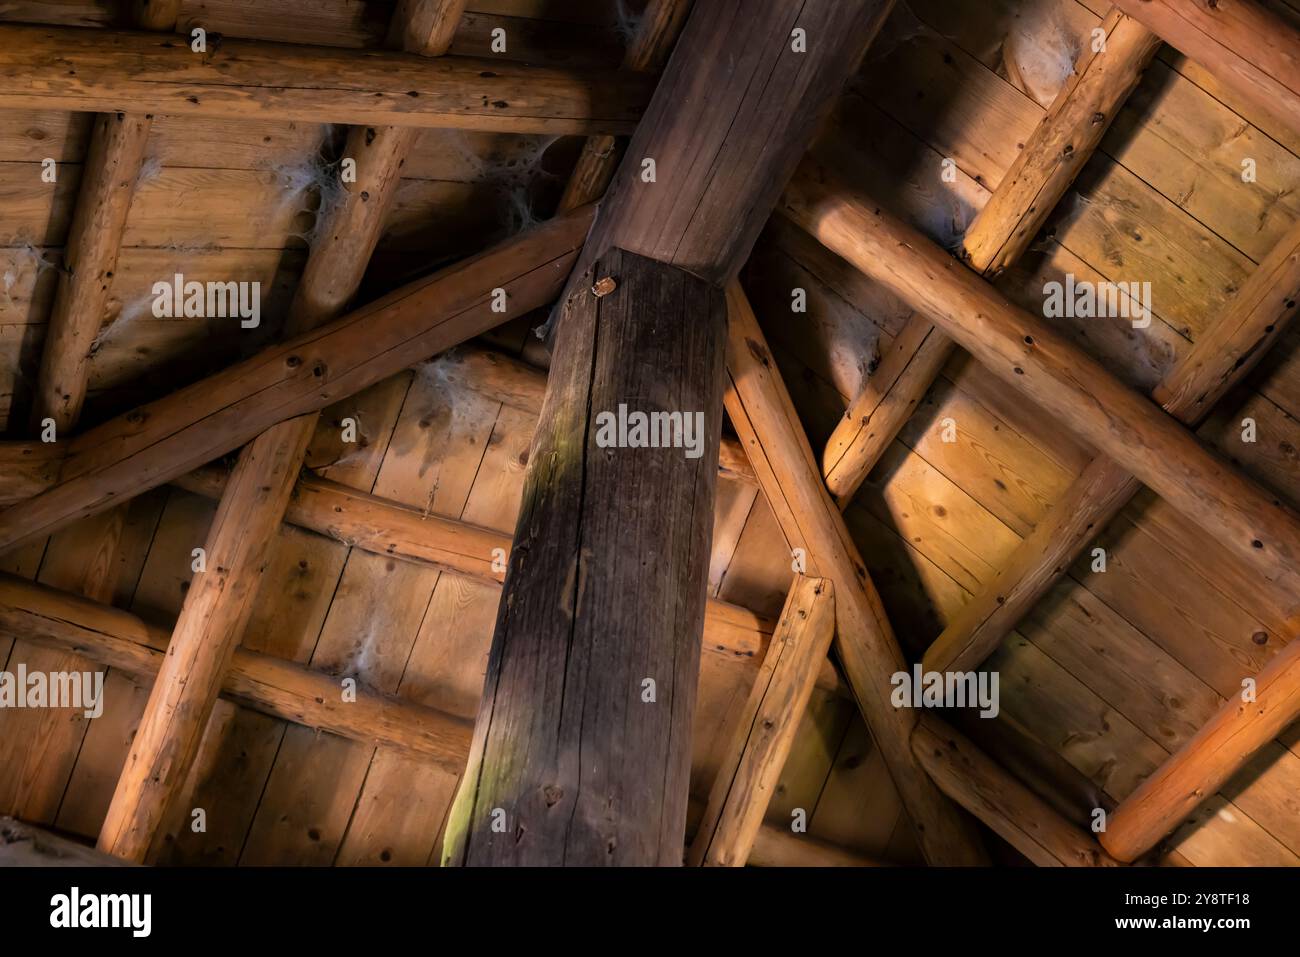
[0,0,1298,868]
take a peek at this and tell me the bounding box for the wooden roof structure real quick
[0,0,1298,868]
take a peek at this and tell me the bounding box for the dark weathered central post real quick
[444,0,895,866]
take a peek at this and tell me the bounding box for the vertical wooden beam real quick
[819,9,1160,504]
[95,0,475,862]
[912,715,1121,867]
[723,284,987,865]
[445,250,726,866]
[1112,0,1300,133]
[1100,634,1300,862]
[924,216,1300,675]
[688,575,835,867]
[445,0,898,866]
[577,0,894,285]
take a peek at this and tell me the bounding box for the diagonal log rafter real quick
[723,283,989,865]
[820,8,1161,506]
[925,218,1300,677]
[782,160,1300,616]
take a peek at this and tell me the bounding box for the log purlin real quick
[0,575,864,866]
[820,9,1161,504]
[1100,634,1300,862]
[687,574,837,867]
[0,24,652,135]
[781,161,1300,617]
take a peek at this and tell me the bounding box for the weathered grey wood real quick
[579,0,895,284]
[444,249,726,866]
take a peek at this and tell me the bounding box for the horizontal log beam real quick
[782,162,1300,616]
[171,465,829,690]
[1102,631,1300,862]
[0,573,474,770]
[0,25,651,134]
[820,9,1160,504]
[0,573,866,866]
[925,216,1300,674]
[1112,0,1300,133]
[0,205,595,555]
[0,442,62,505]
[912,715,1121,867]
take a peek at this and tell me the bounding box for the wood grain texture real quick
[819,11,1160,505]
[388,0,469,55]
[724,283,987,866]
[433,343,755,483]
[1101,633,1300,862]
[0,205,595,553]
[688,574,835,867]
[96,415,314,861]
[913,715,1122,867]
[0,24,652,134]
[0,442,62,505]
[1112,0,1300,133]
[961,10,1161,275]
[579,0,895,284]
[444,249,726,866]
[0,573,474,768]
[782,161,1300,616]
[32,111,154,432]
[172,463,802,682]
[924,215,1300,675]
